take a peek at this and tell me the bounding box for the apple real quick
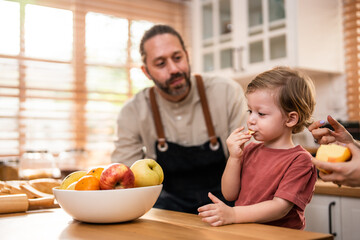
[316,144,352,174]
[99,163,135,190]
[130,159,164,187]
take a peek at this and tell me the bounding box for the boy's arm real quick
[221,127,252,201]
[198,194,293,227]
[221,156,242,201]
[233,197,293,224]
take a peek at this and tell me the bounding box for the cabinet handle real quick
[328,201,337,236]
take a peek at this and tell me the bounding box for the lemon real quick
[59,171,87,190]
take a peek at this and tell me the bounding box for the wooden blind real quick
[0,0,187,168]
[343,0,360,121]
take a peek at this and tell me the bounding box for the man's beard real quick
[151,71,191,97]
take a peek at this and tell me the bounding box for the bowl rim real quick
[53,184,163,192]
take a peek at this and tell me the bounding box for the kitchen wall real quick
[183,0,350,150]
[293,72,348,150]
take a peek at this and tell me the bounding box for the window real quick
[343,0,360,122]
[0,0,187,168]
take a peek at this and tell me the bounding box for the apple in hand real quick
[316,144,352,174]
[130,159,164,187]
[99,163,135,190]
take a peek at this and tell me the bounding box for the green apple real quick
[130,159,164,187]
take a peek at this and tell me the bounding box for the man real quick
[111,24,248,213]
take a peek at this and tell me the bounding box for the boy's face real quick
[246,89,290,146]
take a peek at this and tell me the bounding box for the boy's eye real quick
[247,110,252,114]
[258,112,265,116]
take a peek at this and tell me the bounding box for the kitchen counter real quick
[314,180,360,198]
[0,207,332,240]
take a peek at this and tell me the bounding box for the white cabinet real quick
[340,197,360,240]
[305,195,342,239]
[305,195,360,240]
[191,0,344,83]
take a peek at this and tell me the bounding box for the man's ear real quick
[141,65,151,80]
[185,50,189,62]
[286,111,299,128]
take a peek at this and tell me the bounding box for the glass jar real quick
[57,148,87,179]
[19,150,61,180]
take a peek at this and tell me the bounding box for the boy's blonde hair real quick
[246,66,315,134]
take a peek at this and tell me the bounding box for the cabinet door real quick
[341,197,360,240]
[304,195,342,240]
[244,0,286,73]
[199,0,233,73]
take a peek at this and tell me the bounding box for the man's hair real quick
[140,24,186,64]
[246,66,316,134]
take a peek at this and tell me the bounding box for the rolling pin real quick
[0,194,28,214]
[0,194,55,214]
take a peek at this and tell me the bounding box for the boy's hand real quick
[197,192,235,227]
[226,127,252,159]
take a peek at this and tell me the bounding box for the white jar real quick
[19,150,61,180]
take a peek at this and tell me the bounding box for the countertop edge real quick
[314,180,360,198]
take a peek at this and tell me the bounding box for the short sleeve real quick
[275,153,317,210]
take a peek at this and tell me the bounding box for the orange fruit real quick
[86,167,105,181]
[75,175,100,190]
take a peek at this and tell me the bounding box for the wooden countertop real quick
[315,180,360,198]
[0,207,332,240]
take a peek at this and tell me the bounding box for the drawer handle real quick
[328,201,337,236]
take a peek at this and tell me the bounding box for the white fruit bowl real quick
[53,184,162,223]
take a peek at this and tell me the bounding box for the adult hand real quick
[308,115,354,145]
[197,192,235,227]
[312,143,360,187]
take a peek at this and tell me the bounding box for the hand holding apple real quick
[99,163,135,190]
[130,159,164,187]
[315,144,352,173]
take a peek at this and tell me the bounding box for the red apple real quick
[99,163,135,190]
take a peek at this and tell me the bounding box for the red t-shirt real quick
[235,143,317,230]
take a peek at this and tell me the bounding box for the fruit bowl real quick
[53,184,162,223]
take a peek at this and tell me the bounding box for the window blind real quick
[0,0,187,169]
[343,0,360,121]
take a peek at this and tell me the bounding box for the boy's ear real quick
[286,111,299,128]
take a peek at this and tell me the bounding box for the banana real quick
[59,171,87,190]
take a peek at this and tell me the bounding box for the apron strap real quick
[149,87,168,151]
[149,75,219,151]
[195,75,219,151]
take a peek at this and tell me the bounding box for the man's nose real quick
[167,60,180,73]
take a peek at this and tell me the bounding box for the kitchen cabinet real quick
[340,197,360,240]
[305,194,360,240]
[191,0,344,83]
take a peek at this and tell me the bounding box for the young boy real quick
[198,66,317,230]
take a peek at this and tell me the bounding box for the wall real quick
[293,72,348,149]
